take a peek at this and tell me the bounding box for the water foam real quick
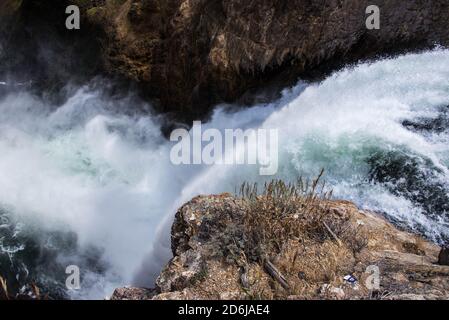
[1,49,449,299]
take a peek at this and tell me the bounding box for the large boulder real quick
[113,193,449,300]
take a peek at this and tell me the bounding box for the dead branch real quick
[263,259,290,290]
[323,221,343,246]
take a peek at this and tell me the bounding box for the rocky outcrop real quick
[112,193,449,300]
[110,287,157,300]
[1,0,449,120]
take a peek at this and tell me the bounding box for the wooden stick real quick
[0,276,9,300]
[323,221,343,246]
[263,259,290,290]
[240,266,250,289]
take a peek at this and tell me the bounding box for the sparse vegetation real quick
[238,171,334,263]
[194,172,369,299]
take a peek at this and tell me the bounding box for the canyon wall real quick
[1,0,449,119]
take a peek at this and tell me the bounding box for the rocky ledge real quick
[112,184,449,300]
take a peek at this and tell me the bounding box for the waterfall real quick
[1,49,449,299]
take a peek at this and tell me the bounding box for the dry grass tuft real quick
[238,171,335,263]
[0,276,9,300]
[209,172,370,299]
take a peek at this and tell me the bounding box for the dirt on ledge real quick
[112,190,449,300]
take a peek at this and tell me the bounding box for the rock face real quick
[0,0,104,96]
[112,193,449,300]
[109,287,157,300]
[2,0,449,119]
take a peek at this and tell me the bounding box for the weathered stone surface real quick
[1,0,449,119]
[114,194,449,300]
[110,287,157,300]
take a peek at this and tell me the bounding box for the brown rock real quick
[2,0,449,119]
[82,0,449,119]
[113,194,449,300]
[110,287,157,300]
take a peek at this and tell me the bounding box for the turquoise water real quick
[1,49,449,299]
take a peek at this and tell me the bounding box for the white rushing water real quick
[1,49,449,299]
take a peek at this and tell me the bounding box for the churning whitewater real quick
[1,49,449,299]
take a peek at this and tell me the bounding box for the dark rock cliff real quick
[0,0,103,98]
[1,0,449,120]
